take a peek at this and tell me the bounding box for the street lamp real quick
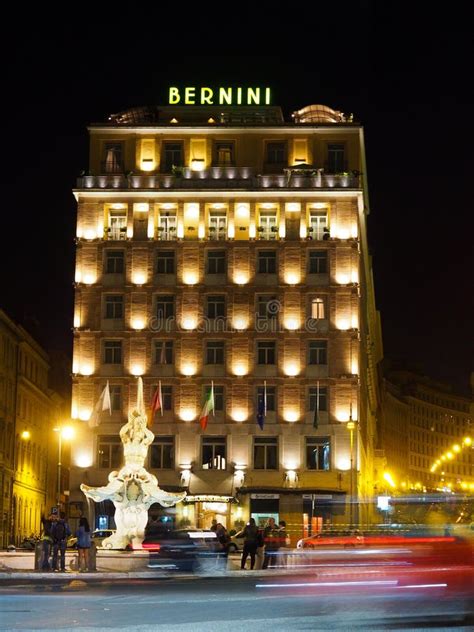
[347,420,356,528]
[53,425,75,510]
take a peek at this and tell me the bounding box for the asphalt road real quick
[0,575,472,631]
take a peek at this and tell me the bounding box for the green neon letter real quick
[219,87,232,105]
[201,87,213,104]
[185,87,196,104]
[169,87,180,104]
[247,87,260,104]
[236,87,242,105]
[265,87,271,104]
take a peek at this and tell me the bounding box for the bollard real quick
[88,542,97,572]
[34,542,43,570]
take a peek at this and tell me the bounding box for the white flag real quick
[88,381,112,428]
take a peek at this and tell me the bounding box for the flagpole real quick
[159,380,163,416]
[211,380,215,417]
[316,380,319,428]
[263,380,267,417]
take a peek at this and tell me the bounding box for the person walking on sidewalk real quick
[52,512,71,572]
[238,518,261,570]
[262,517,281,569]
[76,517,92,572]
[40,513,57,571]
[215,523,230,570]
[278,520,290,567]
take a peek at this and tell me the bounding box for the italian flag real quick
[149,381,163,427]
[199,382,215,431]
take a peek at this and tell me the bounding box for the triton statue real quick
[81,378,185,549]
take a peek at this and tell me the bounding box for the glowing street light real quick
[53,425,75,509]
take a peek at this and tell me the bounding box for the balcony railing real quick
[105,227,127,240]
[77,170,360,190]
[156,229,177,240]
[208,229,227,240]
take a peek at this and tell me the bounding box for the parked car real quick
[228,532,245,552]
[296,526,464,549]
[143,528,222,572]
[296,529,363,549]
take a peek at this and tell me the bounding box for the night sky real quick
[3,8,473,391]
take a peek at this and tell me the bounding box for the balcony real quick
[76,169,361,191]
[207,228,227,241]
[104,227,127,240]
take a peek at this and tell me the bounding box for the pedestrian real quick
[210,519,218,532]
[278,520,290,567]
[215,523,230,570]
[40,513,56,571]
[52,512,71,572]
[262,517,281,569]
[238,518,261,570]
[76,516,92,572]
[255,527,265,569]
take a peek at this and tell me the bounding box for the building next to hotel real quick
[69,92,383,538]
[378,369,473,495]
[0,310,67,546]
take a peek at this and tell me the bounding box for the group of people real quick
[237,517,288,570]
[211,517,289,571]
[40,512,92,572]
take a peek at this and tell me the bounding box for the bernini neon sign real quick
[168,86,271,106]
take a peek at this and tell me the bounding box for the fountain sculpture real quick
[81,378,186,549]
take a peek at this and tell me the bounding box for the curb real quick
[0,567,301,583]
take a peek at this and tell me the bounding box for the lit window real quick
[306,437,330,470]
[310,297,326,320]
[214,142,234,166]
[202,436,226,470]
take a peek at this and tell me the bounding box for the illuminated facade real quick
[70,101,382,537]
[379,371,473,494]
[0,310,64,546]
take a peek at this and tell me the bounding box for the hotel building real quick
[69,99,382,537]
